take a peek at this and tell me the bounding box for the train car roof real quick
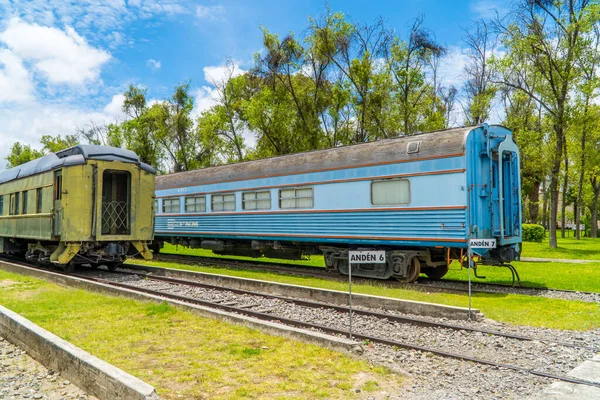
[156,124,507,191]
[0,144,155,184]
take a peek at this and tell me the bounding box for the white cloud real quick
[0,96,126,167]
[146,58,162,70]
[203,61,245,85]
[0,18,111,85]
[470,0,508,19]
[103,93,126,120]
[192,86,220,117]
[0,49,35,103]
[436,46,469,88]
[196,5,225,19]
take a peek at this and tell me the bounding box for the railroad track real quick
[141,253,600,302]
[3,258,600,391]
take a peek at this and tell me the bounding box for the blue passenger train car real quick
[153,124,522,282]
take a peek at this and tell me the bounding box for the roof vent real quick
[407,141,421,154]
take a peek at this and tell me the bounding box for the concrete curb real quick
[0,305,159,400]
[0,262,360,356]
[127,264,483,321]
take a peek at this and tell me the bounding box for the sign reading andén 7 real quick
[469,239,497,248]
[348,250,386,264]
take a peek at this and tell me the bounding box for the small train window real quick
[162,198,181,213]
[0,195,3,215]
[22,191,28,214]
[36,188,42,213]
[279,187,314,209]
[14,192,20,215]
[243,191,271,210]
[212,193,235,212]
[185,196,206,213]
[371,179,410,206]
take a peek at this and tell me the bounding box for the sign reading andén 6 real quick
[348,250,386,264]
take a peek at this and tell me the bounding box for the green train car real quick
[0,145,156,271]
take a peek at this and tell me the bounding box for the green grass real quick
[522,235,600,261]
[134,259,600,331]
[0,271,400,400]
[161,243,326,268]
[444,261,600,292]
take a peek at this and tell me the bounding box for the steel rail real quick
[134,253,600,298]
[2,256,597,390]
[127,271,598,352]
[67,270,600,390]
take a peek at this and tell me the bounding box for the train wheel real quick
[396,257,421,283]
[104,262,119,272]
[61,262,76,273]
[424,265,449,280]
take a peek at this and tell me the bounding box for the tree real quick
[493,0,599,248]
[310,10,394,142]
[40,134,78,153]
[462,19,497,125]
[387,16,446,135]
[5,142,44,168]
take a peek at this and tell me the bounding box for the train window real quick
[243,191,271,210]
[162,198,180,213]
[55,174,62,200]
[185,196,206,213]
[36,188,43,213]
[371,179,410,205]
[14,192,20,215]
[212,193,235,212]
[0,195,3,215]
[279,187,313,209]
[9,194,14,215]
[22,191,28,214]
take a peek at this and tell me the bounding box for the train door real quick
[491,136,521,244]
[101,170,131,235]
[53,170,63,236]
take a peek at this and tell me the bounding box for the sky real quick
[0,0,507,166]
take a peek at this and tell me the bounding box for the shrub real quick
[523,224,545,243]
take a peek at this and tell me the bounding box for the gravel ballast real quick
[0,336,95,400]
[100,271,600,399]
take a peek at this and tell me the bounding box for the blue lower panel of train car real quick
[155,207,468,248]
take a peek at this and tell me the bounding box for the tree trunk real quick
[561,141,568,238]
[592,177,600,238]
[529,181,541,224]
[548,130,564,248]
[542,179,548,229]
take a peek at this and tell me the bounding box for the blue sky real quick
[0,0,506,164]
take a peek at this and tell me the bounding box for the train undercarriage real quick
[0,237,151,272]
[155,237,453,282]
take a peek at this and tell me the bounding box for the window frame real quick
[278,187,314,209]
[162,197,181,214]
[0,195,4,216]
[185,195,207,213]
[370,178,411,206]
[242,190,271,211]
[36,188,42,213]
[22,190,28,214]
[211,193,236,212]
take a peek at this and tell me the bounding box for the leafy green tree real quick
[493,0,599,248]
[5,142,44,168]
[387,16,446,135]
[40,134,78,153]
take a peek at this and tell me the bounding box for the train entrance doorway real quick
[101,170,131,235]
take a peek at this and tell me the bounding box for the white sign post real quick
[466,239,496,321]
[347,251,386,340]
